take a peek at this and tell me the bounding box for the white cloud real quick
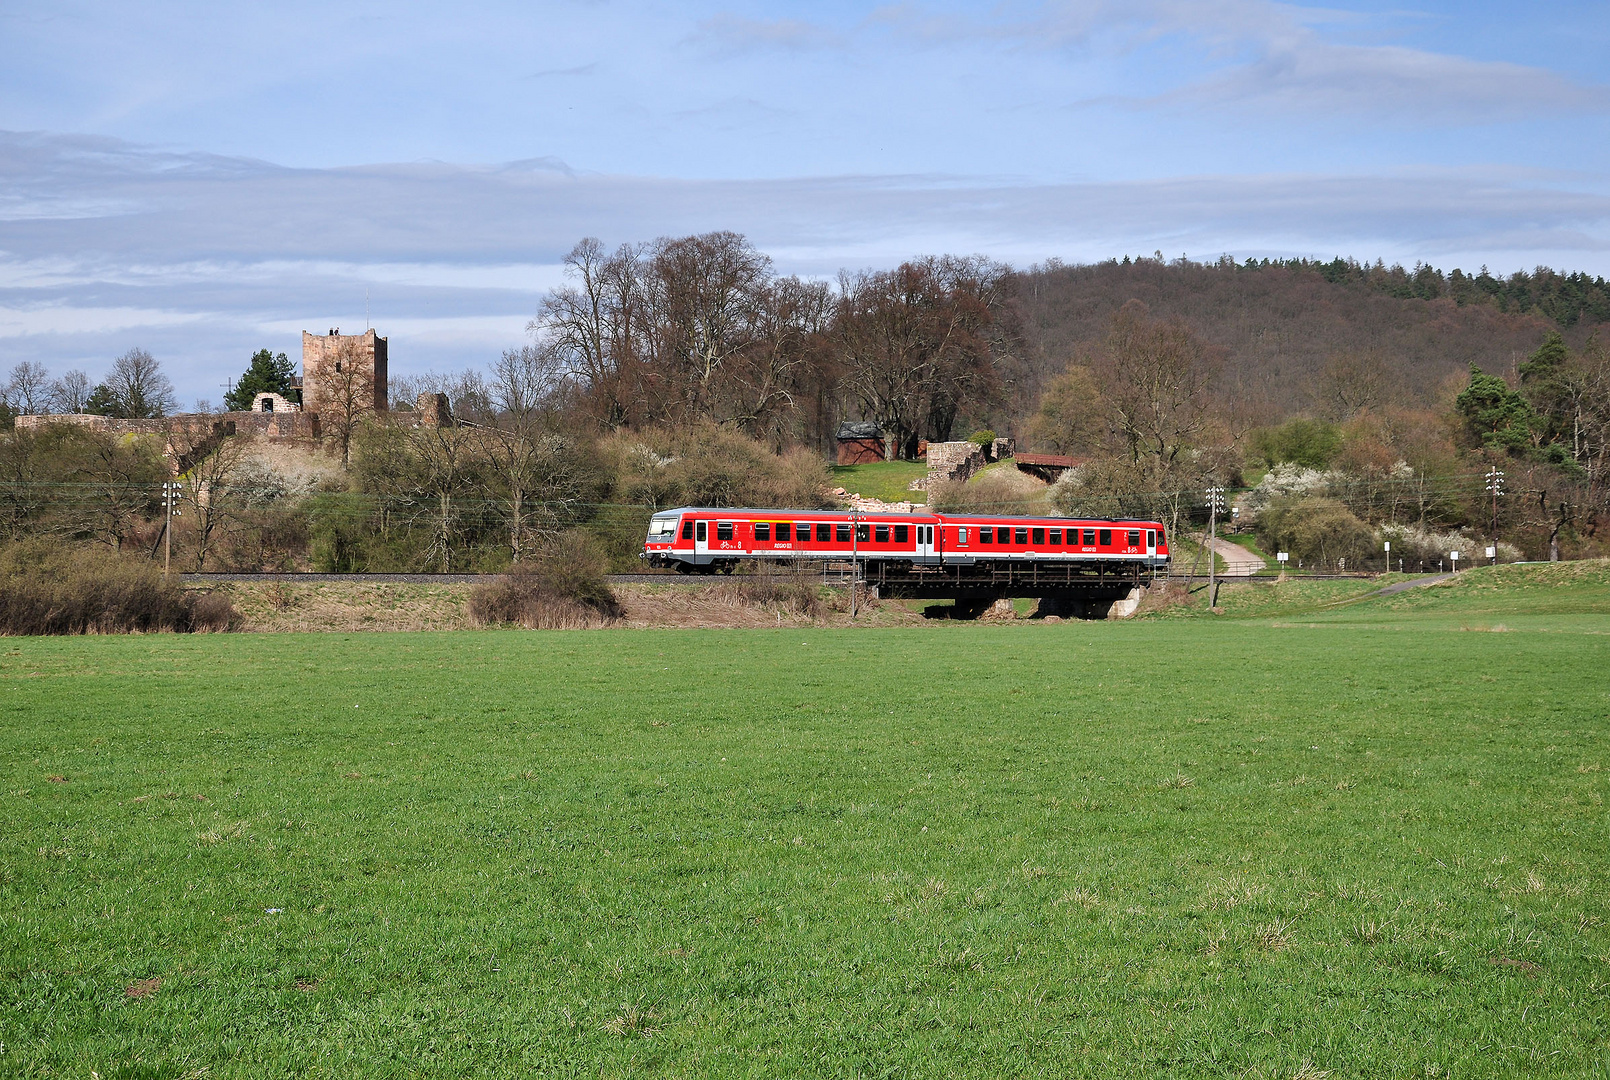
[0,303,205,336]
[690,14,848,55]
[877,0,1610,123]
[4,129,1610,398]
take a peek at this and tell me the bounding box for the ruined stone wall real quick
[415,392,452,427]
[16,413,170,435]
[925,441,985,486]
[15,411,319,440]
[302,328,388,416]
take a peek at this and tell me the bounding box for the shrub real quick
[932,467,1047,515]
[726,566,825,619]
[0,542,238,635]
[469,531,623,629]
[1256,496,1376,570]
[599,424,832,511]
[1249,419,1342,470]
[189,590,242,632]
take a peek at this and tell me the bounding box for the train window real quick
[1098,529,1110,545]
[755,522,771,541]
[717,522,734,542]
[1127,530,1140,547]
[1031,528,1044,545]
[1014,528,1028,544]
[1049,529,1061,545]
[1083,528,1096,545]
[695,521,707,541]
[816,523,831,542]
[776,522,791,542]
[957,528,968,544]
[682,521,694,540]
[875,525,890,543]
[797,523,811,541]
[856,524,870,542]
[894,525,909,543]
[836,524,851,542]
[978,527,992,544]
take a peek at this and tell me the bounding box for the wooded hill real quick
[1008,257,1602,427]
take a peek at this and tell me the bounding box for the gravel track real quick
[180,572,695,585]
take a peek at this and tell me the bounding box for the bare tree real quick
[48,370,91,414]
[314,340,376,465]
[401,424,481,572]
[837,257,1006,459]
[105,348,177,418]
[1094,300,1221,471]
[1316,351,1391,419]
[651,231,771,421]
[493,344,563,420]
[7,362,53,415]
[168,427,247,569]
[721,275,833,445]
[533,238,650,429]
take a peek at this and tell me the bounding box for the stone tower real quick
[301,328,388,416]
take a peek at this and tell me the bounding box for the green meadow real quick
[3,567,1609,1077]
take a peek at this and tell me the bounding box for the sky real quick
[3,0,1610,403]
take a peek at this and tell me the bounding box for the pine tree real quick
[225,350,298,411]
[1455,366,1536,453]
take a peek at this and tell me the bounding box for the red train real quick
[642,506,1168,576]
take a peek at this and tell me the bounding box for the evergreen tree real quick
[1518,330,1574,445]
[83,384,120,417]
[225,349,298,411]
[1455,366,1536,453]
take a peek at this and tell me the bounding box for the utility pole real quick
[161,481,182,577]
[1206,486,1225,609]
[849,507,860,618]
[1486,467,1505,554]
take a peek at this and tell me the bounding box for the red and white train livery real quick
[642,507,1168,574]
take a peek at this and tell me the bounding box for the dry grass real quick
[124,977,161,999]
[213,579,932,632]
[220,582,476,632]
[0,541,238,635]
[601,1002,660,1038]
[618,582,921,629]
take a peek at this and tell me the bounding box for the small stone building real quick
[251,391,300,414]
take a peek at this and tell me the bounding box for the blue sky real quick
[3,0,1609,402]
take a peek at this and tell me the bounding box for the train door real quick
[1147,529,1157,560]
[693,518,709,558]
[914,523,936,562]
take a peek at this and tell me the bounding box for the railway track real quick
[179,572,697,585]
[181,570,1397,586]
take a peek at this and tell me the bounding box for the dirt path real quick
[1207,536,1266,577]
[1372,573,1455,596]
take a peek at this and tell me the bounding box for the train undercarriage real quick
[665,555,1155,619]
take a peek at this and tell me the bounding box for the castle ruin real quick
[301,328,388,416]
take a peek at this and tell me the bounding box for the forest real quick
[3,235,1609,577]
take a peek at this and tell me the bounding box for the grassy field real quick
[830,461,929,504]
[4,573,1610,1076]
